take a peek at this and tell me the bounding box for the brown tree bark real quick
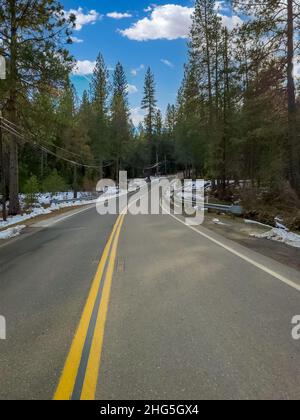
[287,0,300,193]
[73,165,78,199]
[7,0,20,215]
[0,120,7,221]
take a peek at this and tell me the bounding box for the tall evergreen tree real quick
[165,104,177,139]
[0,0,74,214]
[141,67,157,163]
[232,0,300,192]
[110,62,131,180]
[90,53,109,175]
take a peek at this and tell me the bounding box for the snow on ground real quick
[0,225,26,240]
[250,228,300,249]
[19,191,94,206]
[0,200,97,230]
[1,191,109,230]
[212,218,228,226]
[177,191,204,201]
[184,180,205,192]
[0,186,135,231]
[0,180,161,232]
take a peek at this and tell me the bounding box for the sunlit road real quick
[0,194,300,400]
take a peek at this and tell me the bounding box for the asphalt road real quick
[0,196,300,400]
[0,206,117,400]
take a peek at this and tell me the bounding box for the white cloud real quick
[214,1,226,12]
[221,15,243,30]
[161,59,174,68]
[127,84,138,94]
[131,64,145,76]
[73,60,96,75]
[107,12,132,19]
[120,5,193,41]
[65,7,100,31]
[130,107,145,126]
[120,4,243,41]
[71,36,84,44]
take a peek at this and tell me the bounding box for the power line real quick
[0,116,114,170]
[1,116,114,166]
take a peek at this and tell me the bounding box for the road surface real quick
[0,194,299,400]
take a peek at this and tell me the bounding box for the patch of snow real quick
[274,217,288,231]
[250,228,300,249]
[0,225,26,240]
[184,180,205,192]
[0,207,53,229]
[1,189,130,231]
[212,218,228,226]
[0,197,98,230]
[19,191,93,206]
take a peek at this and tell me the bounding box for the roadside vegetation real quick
[0,0,300,230]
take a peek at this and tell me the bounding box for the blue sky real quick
[62,1,240,124]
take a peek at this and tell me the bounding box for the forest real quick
[0,0,300,227]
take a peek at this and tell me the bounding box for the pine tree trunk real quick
[8,0,20,215]
[204,1,213,121]
[287,0,300,193]
[8,136,19,215]
[73,166,78,199]
[221,29,229,192]
[99,160,103,180]
[0,121,7,221]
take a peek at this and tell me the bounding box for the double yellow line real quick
[54,213,125,400]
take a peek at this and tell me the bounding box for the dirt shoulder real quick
[0,204,95,231]
[203,211,300,272]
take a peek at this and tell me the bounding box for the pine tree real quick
[91,54,109,118]
[0,0,74,214]
[57,81,92,197]
[141,67,157,164]
[90,53,110,175]
[141,68,157,142]
[190,0,222,123]
[233,0,300,192]
[110,63,131,180]
[165,104,177,139]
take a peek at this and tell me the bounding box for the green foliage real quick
[141,68,158,165]
[23,176,40,207]
[42,170,67,194]
[109,63,131,178]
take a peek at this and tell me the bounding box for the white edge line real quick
[46,188,147,227]
[40,191,136,228]
[41,205,95,228]
[160,200,300,293]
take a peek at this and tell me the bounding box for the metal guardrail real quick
[205,203,243,216]
[172,192,243,216]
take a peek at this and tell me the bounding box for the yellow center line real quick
[54,214,123,401]
[80,213,126,400]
